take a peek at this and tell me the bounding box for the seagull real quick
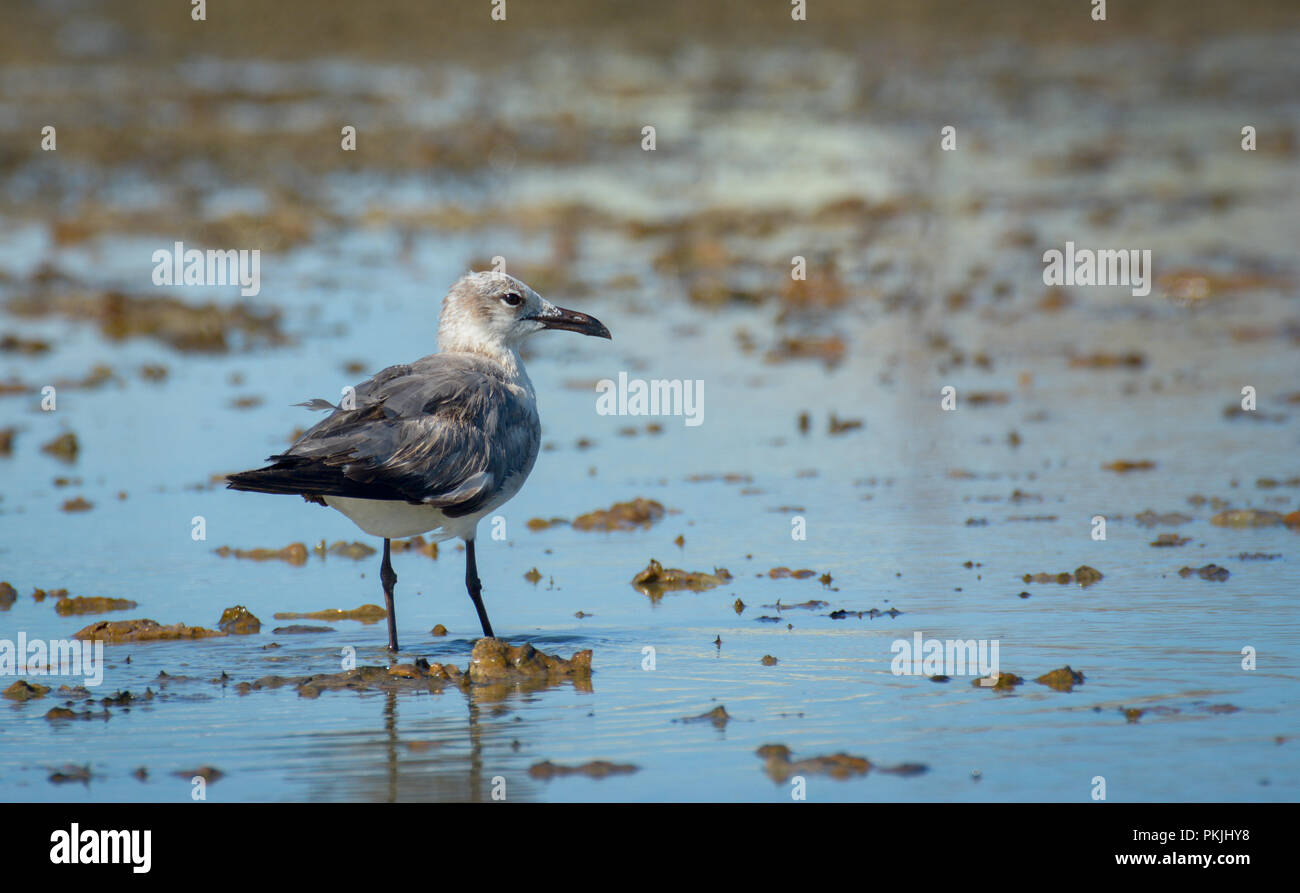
[227,271,611,651]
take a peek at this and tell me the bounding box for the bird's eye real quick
[501,292,523,307]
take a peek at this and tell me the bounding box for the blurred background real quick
[1,0,1297,802]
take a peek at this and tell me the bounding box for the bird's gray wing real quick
[227,355,539,517]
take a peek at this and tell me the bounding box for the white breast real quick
[323,496,484,541]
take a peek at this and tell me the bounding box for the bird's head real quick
[437,271,611,356]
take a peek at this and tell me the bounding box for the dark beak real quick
[531,305,612,340]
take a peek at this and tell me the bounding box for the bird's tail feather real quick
[226,458,411,503]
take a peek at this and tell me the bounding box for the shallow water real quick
[2,23,1299,802]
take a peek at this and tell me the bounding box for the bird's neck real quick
[440,340,532,389]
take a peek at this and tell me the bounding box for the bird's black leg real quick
[380,538,399,652]
[464,538,495,638]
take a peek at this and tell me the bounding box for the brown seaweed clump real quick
[1210,510,1283,528]
[214,543,309,565]
[764,334,846,368]
[1179,564,1230,581]
[40,432,79,463]
[1069,351,1145,369]
[1073,565,1104,586]
[768,567,816,579]
[48,765,93,784]
[4,680,50,700]
[218,605,262,634]
[389,535,438,558]
[467,638,592,684]
[1135,510,1193,527]
[248,640,593,700]
[571,498,666,531]
[674,706,732,728]
[1022,565,1103,587]
[1102,460,1156,472]
[54,596,138,616]
[72,619,226,642]
[252,662,462,698]
[631,558,732,597]
[312,540,377,559]
[1035,666,1085,691]
[973,671,1024,690]
[45,705,110,721]
[6,289,286,354]
[756,745,869,780]
[756,744,927,782]
[528,760,639,780]
[272,604,386,623]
